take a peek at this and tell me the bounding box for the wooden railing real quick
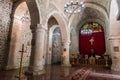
[70,54,112,67]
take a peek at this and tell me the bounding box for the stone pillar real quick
[43,29,47,66]
[62,41,71,67]
[26,24,47,75]
[47,47,52,64]
[109,36,120,71]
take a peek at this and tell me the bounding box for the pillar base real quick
[25,69,45,76]
[61,63,71,67]
[111,59,120,71]
[111,65,120,71]
[4,65,18,70]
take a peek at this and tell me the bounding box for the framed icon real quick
[114,46,119,52]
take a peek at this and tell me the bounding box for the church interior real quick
[1,0,120,80]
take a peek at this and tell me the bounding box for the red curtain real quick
[79,31,106,56]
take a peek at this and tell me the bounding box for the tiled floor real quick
[0,65,120,80]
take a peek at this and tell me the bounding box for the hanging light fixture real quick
[64,0,84,14]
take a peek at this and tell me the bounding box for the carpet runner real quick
[86,72,120,80]
[68,67,120,80]
[69,67,92,80]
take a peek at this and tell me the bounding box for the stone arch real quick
[6,0,40,69]
[69,5,108,33]
[12,0,40,25]
[77,19,106,34]
[47,11,68,43]
[46,11,69,64]
[69,3,110,54]
[70,19,106,54]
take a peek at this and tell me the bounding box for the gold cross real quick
[89,37,94,45]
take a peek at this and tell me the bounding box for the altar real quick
[70,53,112,67]
[79,22,106,56]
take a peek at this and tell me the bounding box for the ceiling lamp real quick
[64,0,84,14]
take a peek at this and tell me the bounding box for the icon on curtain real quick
[89,37,94,45]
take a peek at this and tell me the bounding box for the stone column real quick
[43,29,47,66]
[62,41,71,67]
[47,47,52,64]
[109,36,120,71]
[26,24,47,75]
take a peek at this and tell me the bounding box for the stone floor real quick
[0,65,120,80]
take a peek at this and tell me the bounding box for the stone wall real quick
[6,1,32,69]
[110,0,120,36]
[17,10,32,67]
[0,0,12,69]
[109,0,120,71]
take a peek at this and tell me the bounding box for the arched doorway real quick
[8,1,32,68]
[52,27,62,64]
[47,16,62,64]
[47,11,70,66]
[79,22,106,56]
[6,0,40,69]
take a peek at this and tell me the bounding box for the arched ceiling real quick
[48,16,58,29]
[14,1,29,19]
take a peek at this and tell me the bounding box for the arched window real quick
[81,22,102,35]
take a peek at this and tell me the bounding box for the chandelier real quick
[64,0,84,14]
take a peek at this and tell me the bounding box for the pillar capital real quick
[30,24,38,33]
[62,40,71,48]
[37,24,48,31]
[30,24,48,33]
